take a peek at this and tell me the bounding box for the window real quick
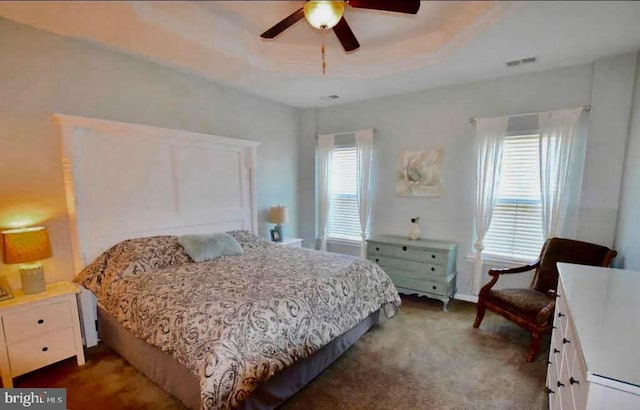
[326,146,370,241]
[483,134,545,260]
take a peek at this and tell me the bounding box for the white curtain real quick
[317,134,334,251]
[356,129,374,258]
[471,117,509,294]
[539,108,582,239]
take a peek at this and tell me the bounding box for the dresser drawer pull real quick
[402,246,407,251]
[558,312,565,318]
[545,387,555,395]
[562,337,571,344]
[42,347,48,352]
[431,254,436,259]
[569,377,580,385]
[430,267,435,272]
[553,348,560,354]
[557,381,565,388]
[37,319,44,324]
[375,258,379,263]
[548,360,552,365]
[376,247,380,251]
[432,286,437,290]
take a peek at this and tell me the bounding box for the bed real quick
[53,115,400,409]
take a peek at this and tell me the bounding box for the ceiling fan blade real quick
[260,8,305,39]
[347,0,420,14]
[333,17,360,52]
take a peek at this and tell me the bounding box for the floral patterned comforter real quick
[75,231,400,409]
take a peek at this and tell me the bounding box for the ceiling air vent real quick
[506,57,537,67]
[320,95,340,100]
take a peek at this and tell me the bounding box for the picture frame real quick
[397,148,443,197]
[270,229,282,242]
[0,276,14,301]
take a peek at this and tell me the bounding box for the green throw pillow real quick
[178,233,243,262]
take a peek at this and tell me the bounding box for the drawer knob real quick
[562,337,571,344]
[569,377,580,385]
[375,259,379,263]
[402,246,407,251]
[37,319,44,325]
[557,381,565,388]
[545,387,555,395]
[42,347,48,352]
[553,348,560,354]
[431,254,436,259]
[432,286,437,290]
[376,247,379,251]
[558,312,565,318]
[430,267,435,272]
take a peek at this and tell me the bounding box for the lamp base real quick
[270,224,284,242]
[20,264,46,294]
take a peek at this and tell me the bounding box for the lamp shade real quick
[268,206,289,224]
[303,1,345,30]
[2,227,52,264]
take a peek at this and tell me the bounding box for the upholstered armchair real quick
[472,238,617,362]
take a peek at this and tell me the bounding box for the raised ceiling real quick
[1,1,640,107]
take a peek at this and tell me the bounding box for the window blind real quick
[483,134,545,260]
[327,146,367,241]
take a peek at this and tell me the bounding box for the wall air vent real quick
[320,95,340,100]
[506,57,537,67]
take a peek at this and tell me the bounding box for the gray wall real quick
[0,18,300,286]
[300,53,639,296]
[615,55,640,270]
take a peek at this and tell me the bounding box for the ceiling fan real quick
[260,0,421,52]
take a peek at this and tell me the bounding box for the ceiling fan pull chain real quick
[321,31,327,75]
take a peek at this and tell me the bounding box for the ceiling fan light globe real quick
[304,1,345,30]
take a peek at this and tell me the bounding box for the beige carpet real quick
[15,296,549,409]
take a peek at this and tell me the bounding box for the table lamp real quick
[268,206,288,242]
[2,226,52,294]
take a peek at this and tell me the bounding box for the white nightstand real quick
[276,237,304,247]
[0,281,85,387]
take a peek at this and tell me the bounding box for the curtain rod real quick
[316,128,376,138]
[469,105,590,124]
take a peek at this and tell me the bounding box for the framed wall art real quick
[397,149,443,197]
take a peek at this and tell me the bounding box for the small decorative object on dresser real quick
[408,217,420,240]
[0,281,85,388]
[367,235,457,310]
[0,277,13,301]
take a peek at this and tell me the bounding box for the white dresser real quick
[548,263,640,409]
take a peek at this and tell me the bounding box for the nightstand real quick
[277,237,304,247]
[0,281,85,388]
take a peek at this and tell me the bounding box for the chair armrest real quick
[479,261,540,299]
[488,262,540,277]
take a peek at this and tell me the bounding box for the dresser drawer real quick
[389,274,448,296]
[7,327,77,377]
[372,256,446,278]
[369,243,447,265]
[2,301,73,345]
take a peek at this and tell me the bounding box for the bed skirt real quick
[98,306,380,409]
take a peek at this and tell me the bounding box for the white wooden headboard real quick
[53,114,260,274]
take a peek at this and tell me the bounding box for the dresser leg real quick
[442,299,449,312]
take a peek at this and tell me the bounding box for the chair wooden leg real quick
[527,332,541,362]
[473,302,486,328]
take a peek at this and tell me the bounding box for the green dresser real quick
[367,235,458,311]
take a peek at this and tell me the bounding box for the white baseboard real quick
[454,293,478,304]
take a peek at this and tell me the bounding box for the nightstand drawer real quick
[2,301,73,344]
[7,327,77,377]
